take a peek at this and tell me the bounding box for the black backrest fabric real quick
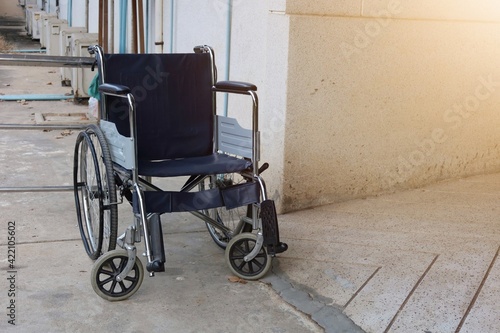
[102,53,213,161]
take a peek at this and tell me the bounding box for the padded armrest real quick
[214,80,257,92]
[99,83,131,96]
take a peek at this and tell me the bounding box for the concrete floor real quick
[1,2,500,333]
[276,176,500,332]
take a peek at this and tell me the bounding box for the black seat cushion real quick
[138,153,252,177]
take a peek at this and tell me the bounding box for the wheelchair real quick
[73,45,288,301]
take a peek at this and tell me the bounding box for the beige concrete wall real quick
[281,0,500,211]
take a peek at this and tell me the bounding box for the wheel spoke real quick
[109,280,118,294]
[231,254,246,260]
[247,261,255,274]
[118,281,127,292]
[124,273,138,283]
[233,244,248,257]
[98,275,115,287]
[118,257,128,272]
[255,251,266,258]
[243,240,250,253]
[99,267,114,276]
[236,260,247,271]
[250,259,263,270]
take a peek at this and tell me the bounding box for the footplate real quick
[260,199,288,256]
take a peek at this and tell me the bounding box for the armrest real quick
[214,80,260,168]
[214,80,257,93]
[99,83,131,97]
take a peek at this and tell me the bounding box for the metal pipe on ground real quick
[0,186,74,193]
[9,49,46,53]
[0,124,88,130]
[0,94,74,101]
[0,53,94,67]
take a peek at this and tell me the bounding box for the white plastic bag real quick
[88,97,99,119]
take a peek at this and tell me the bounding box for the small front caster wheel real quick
[225,233,272,280]
[91,249,144,301]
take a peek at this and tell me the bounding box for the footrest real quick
[147,260,165,273]
[260,199,287,256]
[147,214,165,273]
[274,242,288,254]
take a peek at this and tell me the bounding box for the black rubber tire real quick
[73,124,118,260]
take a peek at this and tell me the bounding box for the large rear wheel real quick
[73,124,118,259]
[201,174,252,249]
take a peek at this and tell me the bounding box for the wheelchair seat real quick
[137,154,252,178]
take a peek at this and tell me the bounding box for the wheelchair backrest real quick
[102,53,214,161]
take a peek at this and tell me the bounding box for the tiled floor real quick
[278,174,500,332]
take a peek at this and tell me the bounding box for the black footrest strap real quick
[260,199,288,256]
